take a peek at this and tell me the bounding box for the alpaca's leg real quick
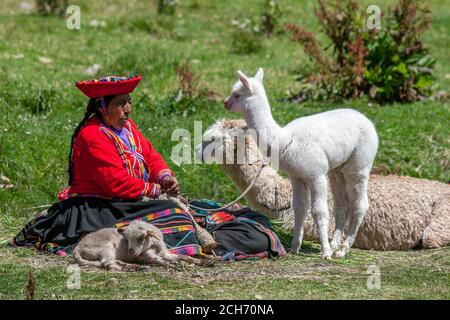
[329,170,349,253]
[115,260,143,272]
[138,251,170,267]
[336,171,370,257]
[290,177,308,254]
[99,247,122,271]
[164,252,201,265]
[308,176,332,259]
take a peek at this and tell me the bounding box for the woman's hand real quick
[161,176,180,196]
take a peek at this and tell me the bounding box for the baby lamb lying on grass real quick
[73,220,200,271]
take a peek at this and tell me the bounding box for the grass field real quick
[0,0,449,300]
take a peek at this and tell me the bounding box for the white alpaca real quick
[195,119,450,250]
[224,68,379,258]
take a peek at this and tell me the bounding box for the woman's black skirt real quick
[12,197,202,256]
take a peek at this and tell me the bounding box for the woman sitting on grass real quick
[13,75,203,257]
[65,75,179,200]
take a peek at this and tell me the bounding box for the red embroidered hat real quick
[75,75,142,98]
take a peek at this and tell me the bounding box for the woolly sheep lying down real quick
[195,119,450,251]
[73,220,200,271]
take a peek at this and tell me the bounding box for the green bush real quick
[286,0,435,104]
[231,18,264,54]
[363,5,435,102]
[157,59,217,116]
[35,0,68,17]
[261,0,283,37]
[230,1,283,54]
[157,0,178,15]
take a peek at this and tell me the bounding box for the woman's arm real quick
[81,136,161,199]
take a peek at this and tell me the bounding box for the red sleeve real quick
[81,134,161,200]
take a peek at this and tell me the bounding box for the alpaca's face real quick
[195,123,232,164]
[195,120,263,165]
[224,81,250,113]
[123,221,163,257]
[224,69,264,113]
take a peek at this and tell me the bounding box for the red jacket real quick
[67,117,173,200]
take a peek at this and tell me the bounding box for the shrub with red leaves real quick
[286,0,435,104]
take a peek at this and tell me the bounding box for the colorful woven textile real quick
[13,210,70,256]
[12,197,285,262]
[188,199,286,262]
[115,207,202,256]
[12,198,202,257]
[219,217,286,262]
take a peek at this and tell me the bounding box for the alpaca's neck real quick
[221,163,275,218]
[221,162,292,221]
[243,93,281,145]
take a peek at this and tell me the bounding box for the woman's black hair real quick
[68,95,115,185]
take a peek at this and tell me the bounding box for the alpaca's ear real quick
[147,229,162,240]
[147,230,157,238]
[254,68,264,83]
[237,70,253,92]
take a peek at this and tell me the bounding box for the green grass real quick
[0,244,449,300]
[0,0,449,300]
